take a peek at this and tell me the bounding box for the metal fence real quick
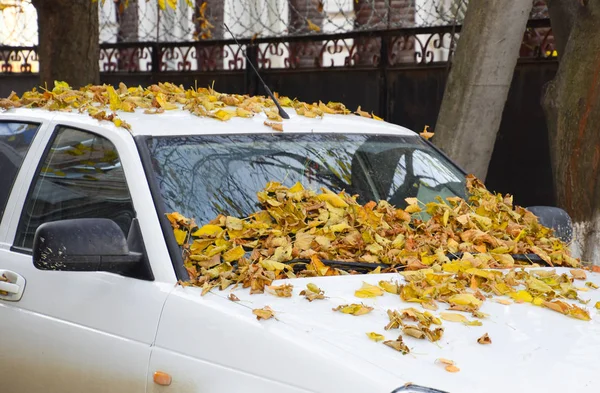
[0,0,552,74]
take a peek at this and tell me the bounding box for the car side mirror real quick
[526,206,573,244]
[33,218,143,274]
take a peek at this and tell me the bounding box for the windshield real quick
[145,133,466,226]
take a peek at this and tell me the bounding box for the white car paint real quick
[1,107,598,393]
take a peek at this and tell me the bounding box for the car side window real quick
[15,126,135,250]
[0,121,40,220]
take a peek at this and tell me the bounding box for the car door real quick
[0,120,174,393]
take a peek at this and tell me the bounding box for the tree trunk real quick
[542,1,600,263]
[32,0,99,87]
[288,0,324,68]
[116,0,139,71]
[353,0,415,66]
[546,0,578,58]
[194,0,224,70]
[433,0,532,181]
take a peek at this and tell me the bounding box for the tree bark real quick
[32,0,99,87]
[433,0,532,181]
[546,0,578,58]
[288,0,324,68]
[116,0,139,71]
[542,1,600,263]
[194,0,224,70]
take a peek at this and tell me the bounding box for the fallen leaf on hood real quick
[477,333,492,344]
[333,303,374,316]
[355,281,384,298]
[543,300,591,321]
[252,306,275,320]
[267,283,293,297]
[440,312,482,326]
[384,335,410,354]
[436,358,460,373]
[586,281,599,289]
[379,280,399,295]
[595,301,600,309]
[228,293,240,302]
[570,269,587,280]
[299,283,326,301]
[366,332,385,342]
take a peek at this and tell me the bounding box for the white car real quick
[0,103,598,393]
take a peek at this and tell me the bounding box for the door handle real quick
[0,270,26,301]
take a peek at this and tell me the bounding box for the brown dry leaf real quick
[264,120,284,132]
[383,335,410,354]
[228,293,240,302]
[333,303,374,316]
[299,283,326,301]
[253,306,275,320]
[477,333,492,344]
[571,269,587,280]
[267,283,294,297]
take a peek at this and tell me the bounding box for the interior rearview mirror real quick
[33,218,143,274]
[526,206,573,244]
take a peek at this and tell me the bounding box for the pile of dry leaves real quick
[0,81,373,132]
[170,171,595,361]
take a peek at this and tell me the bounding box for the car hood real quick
[159,267,600,393]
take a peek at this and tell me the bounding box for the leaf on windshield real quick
[253,306,275,320]
[355,282,384,298]
[542,300,591,321]
[333,303,374,316]
[173,229,188,245]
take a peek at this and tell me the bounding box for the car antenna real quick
[223,23,290,120]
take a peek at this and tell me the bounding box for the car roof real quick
[1,106,417,138]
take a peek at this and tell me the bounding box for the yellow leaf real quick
[222,245,245,262]
[355,281,384,298]
[366,332,385,342]
[435,358,460,373]
[259,259,290,272]
[173,228,187,245]
[440,312,467,323]
[595,301,600,309]
[106,85,121,112]
[213,109,234,121]
[317,193,348,207]
[333,303,373,316]
[494,298,512,305]
[236,107,253,118]
[192,224,223,237]
[420,125,434,140]
[307,19,321,32]
[253,306,275,320]
[378,280,400,294]
[526,277,553,293]
[158,0,166,10]
[509,290,533,303]
[448,293,482,308]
